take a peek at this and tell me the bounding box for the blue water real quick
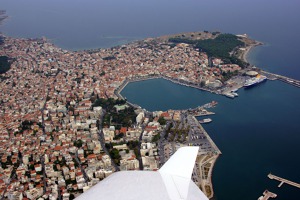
[1,0,300,199]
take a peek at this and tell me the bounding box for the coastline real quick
[241,40,263,64]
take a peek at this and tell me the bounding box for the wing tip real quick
[159,146,199,178]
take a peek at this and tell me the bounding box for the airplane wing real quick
[75,146,208,200]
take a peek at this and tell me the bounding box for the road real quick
[40,89,49,136]
[97,111,120,172]
[40,156,47,194]
[158,122,171,167]
[74,152,89,183]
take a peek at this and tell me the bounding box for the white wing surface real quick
[75,146,208,200]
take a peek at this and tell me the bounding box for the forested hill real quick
[169,33,247,68]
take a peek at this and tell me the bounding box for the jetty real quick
[268,173,300,189]
[261,70,300,88]
[258,190,277,200]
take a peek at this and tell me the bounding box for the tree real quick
[151,133,160,143]
[158,116,166,125]
[200,81,206,87]
[100,71,105,76]
[70,194,75,200]
[74,139,83,148]
[110,148,120,160]
[134,147,140,159]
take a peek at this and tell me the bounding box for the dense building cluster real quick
[0,35,230,199]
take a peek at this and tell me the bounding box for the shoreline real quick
[241,40,263,64]
[192,116,221,199]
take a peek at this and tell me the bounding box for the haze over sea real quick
[1,0,300,199]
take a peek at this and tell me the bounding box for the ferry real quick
[244,74,267,88]
[199,118,212,124]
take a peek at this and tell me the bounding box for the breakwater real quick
[261,70,300,88]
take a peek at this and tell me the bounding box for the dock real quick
[261,70,300,88]
[268,173,300,189]
[258,190,277,200]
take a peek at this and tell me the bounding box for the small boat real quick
[199,118,212,124]
[225,93,234,98]
[211,101,218,106]
[232,92,238,97]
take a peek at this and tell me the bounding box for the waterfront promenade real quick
[114,74,220,107]
[185,115,221,198]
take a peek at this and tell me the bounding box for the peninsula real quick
[0,31,270,199]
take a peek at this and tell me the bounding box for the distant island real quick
[0,10,7,25]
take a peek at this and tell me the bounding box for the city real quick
[0,32,238,199]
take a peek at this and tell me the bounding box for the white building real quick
[103,128,115,142]
[136,112,145,124]
[126,127,142,141]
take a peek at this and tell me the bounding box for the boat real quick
[199,118,212,124]
[244,74,267,88]
[224,93,235,98]
[211,101,218,106]
[231,92,238,97]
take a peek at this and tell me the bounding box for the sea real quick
[1,0,300,199]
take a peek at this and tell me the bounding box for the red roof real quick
[120,127,127,134]
[54,146,62,151]
[161,112,170,118]
[145,126,158,131]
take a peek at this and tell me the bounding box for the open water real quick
[1,0,300,199]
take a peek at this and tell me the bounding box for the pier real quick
[258,190,277,200]
[268,173,300,189]
[261,70,300,88]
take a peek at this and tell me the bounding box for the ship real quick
[244,74,267,88]
[224,93,235,98]
[231,92,238,97]
[199,118,212,124]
